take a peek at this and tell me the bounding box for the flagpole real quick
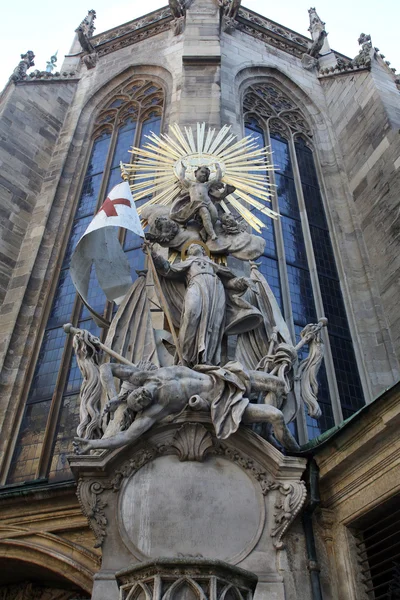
[120,163,184,365]
[144,243,184,365]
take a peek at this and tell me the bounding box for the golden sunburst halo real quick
[120,123,278,233]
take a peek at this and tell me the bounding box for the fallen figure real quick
[73,360,299,454]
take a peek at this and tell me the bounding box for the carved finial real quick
[76,9,97,37]
[45,50,58,73]
[10,51,35,82]
[308,7,325,38]
[75,10,98,70]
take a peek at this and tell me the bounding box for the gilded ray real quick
[121,123,279,232]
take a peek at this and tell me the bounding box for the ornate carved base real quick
[116,558,257,599]
[69,417,308,599]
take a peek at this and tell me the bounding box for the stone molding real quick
[73,421,307,551]
[115,558,258,599]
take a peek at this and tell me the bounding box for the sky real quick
[1,0,399,90]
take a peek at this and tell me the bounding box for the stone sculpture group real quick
[69,144,327,457]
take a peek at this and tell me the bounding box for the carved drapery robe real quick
[153,254,262,367]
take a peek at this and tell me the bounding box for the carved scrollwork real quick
[111,448,156,491]
[76,479,109,548]
[270,481,307,549]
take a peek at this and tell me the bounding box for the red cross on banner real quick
[98,196,132,217]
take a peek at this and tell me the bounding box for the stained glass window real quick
[244,82,364,442]
[7,80,164,485]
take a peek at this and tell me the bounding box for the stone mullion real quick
[265,122,309,445]
[288,135,343,427]
[36,294,82,479]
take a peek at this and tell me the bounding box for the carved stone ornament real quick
[0,582,87,600]
[10,51,35,81]
[170,423,214,461]
[74,424,306,550]
[115,558,258,600]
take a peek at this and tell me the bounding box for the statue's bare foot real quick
[73,438,94,455]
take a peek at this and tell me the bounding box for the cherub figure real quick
[170,162,234,241]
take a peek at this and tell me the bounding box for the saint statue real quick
[151,243,263,367]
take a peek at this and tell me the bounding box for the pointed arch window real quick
[243,82,365,443]
[5,80,164,486]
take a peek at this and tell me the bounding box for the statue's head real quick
[153,216,179,243]
[187,243,206,257]
[194,166,210,183]
[127,387,153,412]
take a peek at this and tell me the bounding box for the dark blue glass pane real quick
[271,136,292,176]
[319,276,350,338]
[258,257,283,313]
[287,265,317,325]
[62,216,91,268]
[64,319,101,395]
[245,122,264,149]
[86,132,111,177]
[106,168,124,195]
[282,217,308,269]
[79,264,108,320]
[140,116,161,146]
[6,399,51,484]
[28,328,66,402]
[276,173,300,219]
[111,119,136,168]
[75,174,103,220]
[302,184,327,229]
[47,269,76,329]
[310,226,338,279]
[48,394,80,482]
[295,139,319,188]
[126,248,145,278]
[124,228,144,251]
[329,335,365,413]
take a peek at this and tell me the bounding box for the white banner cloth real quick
[70,182,144,316]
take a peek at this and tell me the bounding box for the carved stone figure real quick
[73,358,299,454]
[76,10,98,70]
[151,243,262,366]
[11,51,35,81]
[170,162,235,241]
[45,51,58,73]
[169,0,186,35]
[143,205,266,261]
[219,0,241,33]
[307,29,327,58]
[352,33,374,69]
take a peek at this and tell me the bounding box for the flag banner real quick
[70,182,144,320]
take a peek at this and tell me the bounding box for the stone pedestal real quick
[116,558,258,599]
[69,414,307,599]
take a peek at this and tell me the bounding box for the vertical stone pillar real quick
[180,0,221,127]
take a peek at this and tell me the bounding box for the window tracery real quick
[6,79,164,485]
[244,81,364,441]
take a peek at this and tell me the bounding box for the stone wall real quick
[321,59,400,364]
[0,80,76,306]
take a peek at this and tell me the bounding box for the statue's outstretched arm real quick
[74,414,156,453]
[178,161,190,189]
